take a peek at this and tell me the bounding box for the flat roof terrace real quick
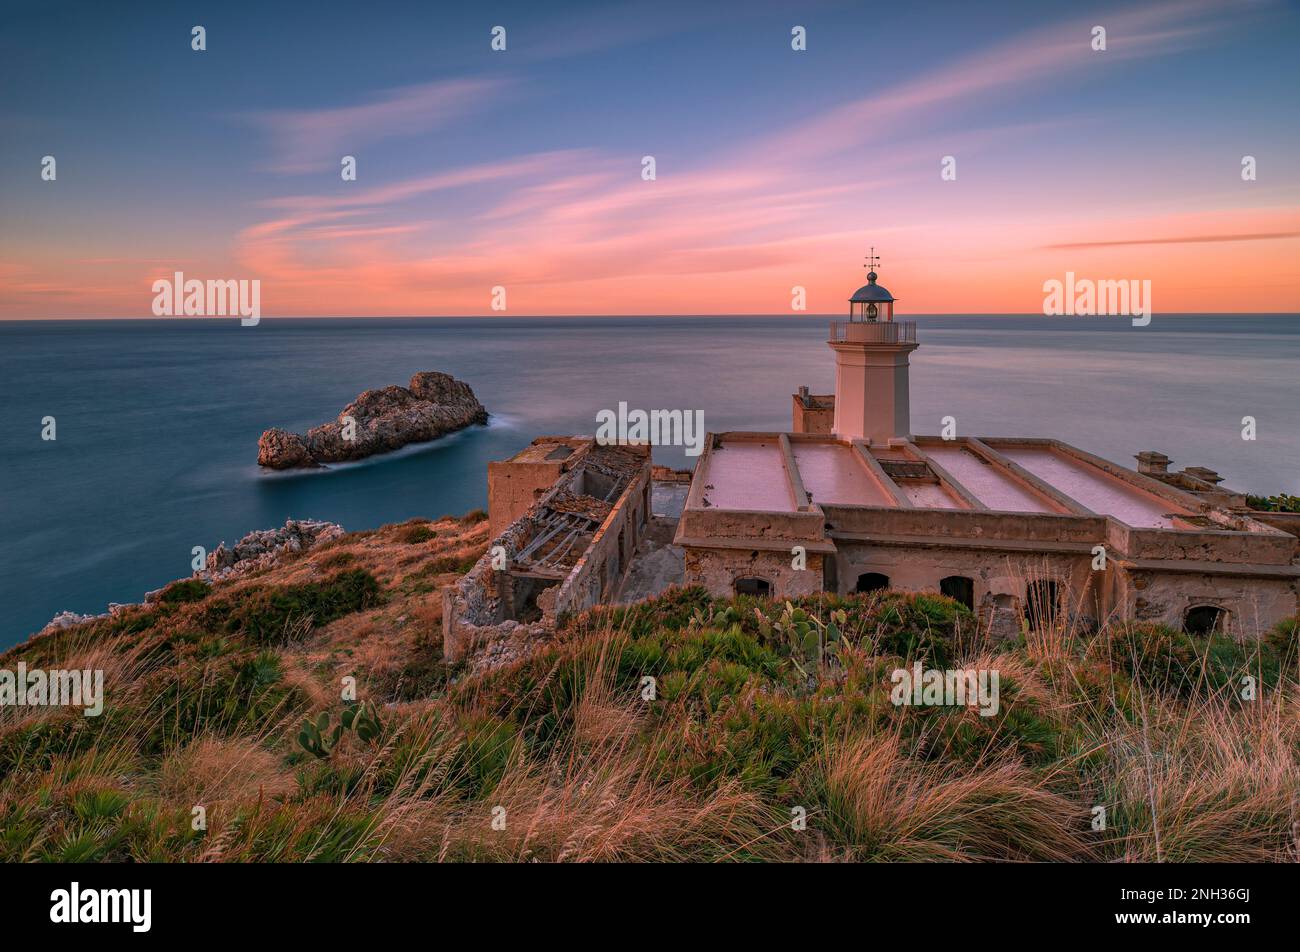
[699,438,795,512]
[920,443,1062,515]
[690,432,1211,532]
[792,441,895,507]
[992,443,1189,530]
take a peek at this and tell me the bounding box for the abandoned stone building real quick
[443,439,654,660]
[447,266,1299,660]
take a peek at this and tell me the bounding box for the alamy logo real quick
[595,401,705,457]
[0,663,103,716]
[1042,271,1151,326]
[152,271,261,326]
[50,882,151,932]
[890,661,1000,717]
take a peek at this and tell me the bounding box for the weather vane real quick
[864,247,880,273]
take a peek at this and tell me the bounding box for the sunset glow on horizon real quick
[3,0,1298,318]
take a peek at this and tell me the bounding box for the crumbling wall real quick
[683,546,825,600]
[444,444,652,663]
[442,515,535,662]
[1115,566,1296,637]
[488,460,564,538]
[548,451,652,619]
[791,389,835,435]
[821,505,1110,546]
[829,541,1101,635]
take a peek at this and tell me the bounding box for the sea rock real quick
[258,429,315,468]
[257,372,487,469]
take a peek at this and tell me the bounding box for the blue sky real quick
[2,0,1298,315]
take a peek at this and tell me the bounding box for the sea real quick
[2,314,1296,646]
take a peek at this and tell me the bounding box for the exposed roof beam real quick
[903,440,988,511]
[850,439,913,508]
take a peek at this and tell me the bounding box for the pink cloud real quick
[9,0,1293,318]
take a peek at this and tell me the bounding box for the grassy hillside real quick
[2,512,1297,862]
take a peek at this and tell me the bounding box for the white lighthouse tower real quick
[828,250,917,443]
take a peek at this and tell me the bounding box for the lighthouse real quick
[828,250,917,443]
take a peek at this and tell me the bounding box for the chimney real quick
[1183,466,1225,486]
[1135,451,1171,476]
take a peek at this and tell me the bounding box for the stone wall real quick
[545,451,651,620]
[442,514,536,662]
[1115,563,1297,636]
[683,546,824,600]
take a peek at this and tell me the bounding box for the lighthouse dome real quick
[850,273,895,303]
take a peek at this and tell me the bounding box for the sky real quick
[1,0,1298,317]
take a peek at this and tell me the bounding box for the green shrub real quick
[143,650,304,751]
[213,569,381,643]
[397,524,437,544]
[451,715,518,798]
[1246,493,1300,513]
[1265,616,1299,663]
[319,550,356,569]
[1090,622,1280,698]
[157,579,211,605]
[425,553,483,575]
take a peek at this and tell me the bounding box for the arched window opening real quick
[856,572,890,593]
[940,575,975,610]
[1184,604,1226,636]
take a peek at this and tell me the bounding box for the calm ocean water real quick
[2,314,1297,645]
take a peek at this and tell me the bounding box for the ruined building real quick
[447,265,1298,662]
[443,439,653,661]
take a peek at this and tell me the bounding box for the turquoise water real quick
[2,314,1297,644]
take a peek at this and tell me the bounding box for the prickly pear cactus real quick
[297,711,344,759]
[296,702,384,758]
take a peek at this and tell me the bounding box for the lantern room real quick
[848,248,895,322]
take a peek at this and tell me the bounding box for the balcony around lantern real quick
[828,320,917,344]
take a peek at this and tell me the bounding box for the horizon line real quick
[4,311,1300,323]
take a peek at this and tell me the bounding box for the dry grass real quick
[2,519,1296,863]
[157,735,296,807]
[810,731,1090,861]
[1096,688,1300,862]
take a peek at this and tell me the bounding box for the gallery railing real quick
[829,320,917,344]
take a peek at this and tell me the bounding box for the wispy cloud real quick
[1044,231,1300,249]
[755,0,1252,164]
[8,0,1294,318]
[244,78,508,173]
[227,0,1283,314]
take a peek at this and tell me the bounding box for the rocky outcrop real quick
[199,518,345,582]
[258,372,487,469]
[41,610,102,631]
[35,519,344,638]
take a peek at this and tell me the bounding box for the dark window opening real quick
[508,575,560,625]
[1025,579,1059,631]
[735,577,772,597]
[856,572,890,593]
[940,575,975,610]
[1184,604,1226,636]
